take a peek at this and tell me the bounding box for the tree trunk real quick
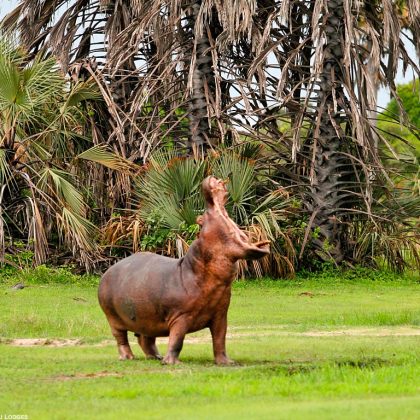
[306,0,350,263]
[186,1,215,158]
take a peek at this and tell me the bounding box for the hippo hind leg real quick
[111,328,135,360]
[136,334,163,360]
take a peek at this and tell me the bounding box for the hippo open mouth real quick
[201,176,270,259]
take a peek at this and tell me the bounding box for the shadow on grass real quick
[335,357,388,369]
[176,356,391,374]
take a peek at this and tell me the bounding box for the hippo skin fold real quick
[98,176,270,365]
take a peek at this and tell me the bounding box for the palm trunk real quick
[186,1,215,157]
[366,38,380,152]
[307,0,349,263]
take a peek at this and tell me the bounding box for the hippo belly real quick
[98,252,185,336]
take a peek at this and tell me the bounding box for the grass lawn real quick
[0,271,420,419]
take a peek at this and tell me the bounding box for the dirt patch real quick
[299,291,315,297]
[5,338,83,347]
[55,371,122,381]
[158,326,420,344]
[300,327,420,337]
[3,326,420,347]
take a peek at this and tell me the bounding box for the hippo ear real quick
[242,241,270,260]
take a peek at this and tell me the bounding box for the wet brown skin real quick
[98,176,270,365]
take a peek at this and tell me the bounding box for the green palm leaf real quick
[38,168,85,215]
[136,151,206,229]
[212,151,255,225]
[77,145,136,171]
[0,149,12,185]
[59,207,97,251]
[63,81,102,109]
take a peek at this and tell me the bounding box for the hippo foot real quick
[162,355,181,365]
[215,356,235,366]
[146,354,163,361]
[118,345,135,360]
[119,354,135,361]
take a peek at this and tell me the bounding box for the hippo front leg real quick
[162,321,187,365]
[210,314,234,365]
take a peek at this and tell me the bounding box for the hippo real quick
[98,176,270,364]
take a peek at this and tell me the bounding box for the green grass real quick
[0,270,420,419]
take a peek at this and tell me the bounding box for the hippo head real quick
[196,176,270,261]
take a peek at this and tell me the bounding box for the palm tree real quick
[244,0,419,265]
[0,36,132,269]
[295,0,419,263]
[1,0,270,158]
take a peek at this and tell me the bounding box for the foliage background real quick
[0,1,419,276]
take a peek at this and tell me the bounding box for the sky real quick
[0,0,417,109]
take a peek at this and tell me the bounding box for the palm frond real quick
[0,149,13,185]
[77,145,138,172]
[0,51,21,111]
[57,208,99,270]
[212,151,255,225]
[137,151,206,229]
[63,80,102,109]
[0,36,24,64]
